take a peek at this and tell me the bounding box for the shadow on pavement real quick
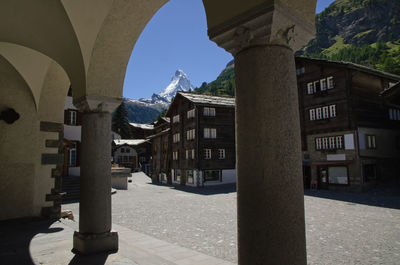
[0,218,61,265]
[69,253,109,265]
[304,183,400,210]
[150,182,236,195]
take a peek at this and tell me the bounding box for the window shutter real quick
[77,111,83,125]
[76,141,81,166]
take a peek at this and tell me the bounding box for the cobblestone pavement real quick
[63,172,400,264]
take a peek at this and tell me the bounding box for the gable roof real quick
[129,123,154,130]
[166,92,235,117]
[296,57,400,82]
[113,139,149,146]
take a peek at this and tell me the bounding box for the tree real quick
[112,102,132,139]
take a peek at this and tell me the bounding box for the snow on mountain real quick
[158,69,194,102]
[123,69,193,123]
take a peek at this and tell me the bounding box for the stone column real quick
[72,96,120,254]
[208,4,316,265]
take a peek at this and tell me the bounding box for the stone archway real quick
[0,0,318,264]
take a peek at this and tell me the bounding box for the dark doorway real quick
[303,166,311,189]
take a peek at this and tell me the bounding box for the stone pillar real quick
[72,96,120,254]
[208,4,316,265]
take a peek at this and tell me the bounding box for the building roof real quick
[146,128,171,140]
[113,139,149,146]
[381,81,400,98]
[177,92,235,107]
[129,123,154,130]
[296,57,400,81]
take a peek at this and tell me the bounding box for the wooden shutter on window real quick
[64,110,69,124]
[77,111,83,125]
[76,141,81,166]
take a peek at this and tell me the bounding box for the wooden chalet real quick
[165,92,236,186]
[296,57,400,191]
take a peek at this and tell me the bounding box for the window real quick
[336,136,343,149]
[69,110,77,125]
[174,169,181,182]
[173,151,179,160]
[327,76,334,89]
[315,136,343,150]
[186,170,194,184]
[329,105,336,118]
[309,109,316,121]
[316,108,322,120]
[173,133,180,143]
[204,107,216,116]
[68,143,77,167]
[218,149,225,159]
[363,164,377,182]
[204,170,221,182]
[322,106,329,119]
[126,149,130,153]
[128,156,133,162]
[173,114,180,123]
[389,108,400,120]
[186,129,195,140]
[296,67,305,75]
[322,137,328,149]
[307,83,314,95]
[204,149,211,159]
[315,138,322,150]
[191,149,195,159]
[185,150,189,159]
[366,135,376,149]
[121,148,125,153]
[320,79,327,91]
[328,166,348,185]
[313,81,320,92]
[204,128,217,139]
[187,109,195,119]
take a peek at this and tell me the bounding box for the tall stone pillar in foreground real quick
[209,4,315,265]
[72,97,120,254]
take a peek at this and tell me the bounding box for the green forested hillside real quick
[195,0,400,97]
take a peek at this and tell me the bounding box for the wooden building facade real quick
[296,57,400,191]
[165,92,236,186]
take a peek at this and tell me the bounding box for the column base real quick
[72,231,118,255]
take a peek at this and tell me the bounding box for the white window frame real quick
[327,76,334,89]
[204,128,210,138]
[185,150,189,160]
[173,114,180,123]
[366,135,376,149]
[191,149,195,159]
[320,79,327,91]
[173,151,179,160]
[218,149,225,159]
[336,136,343,149]
[309,109,316,121]
[187,109,195,119]
[68,144,77,167]
[307,83,314,95]
[204,149,211,159]
[322,106,329,119]
[173,133,180,143]
[315,138,322,150]
[186,129,195,140]
[211,128,217,139]
[322,137,328,149]
[69,110,77,126]
[329,137,335,149]
[329,105,336,118]
[316,108,322,120]
[204,107,216,116]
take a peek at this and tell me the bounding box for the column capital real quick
[73,95,121,113]
[208,3,315,55]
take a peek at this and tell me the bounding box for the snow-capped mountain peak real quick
[158,69,194,102]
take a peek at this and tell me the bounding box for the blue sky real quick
[123,0,336,99]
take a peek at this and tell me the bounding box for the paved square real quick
[64,172,400,264]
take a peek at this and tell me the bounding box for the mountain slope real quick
[298,0,400,75]
[124,69,194,123]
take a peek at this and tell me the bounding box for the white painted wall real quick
[64,124,81,141]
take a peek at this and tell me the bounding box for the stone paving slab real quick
[23,217,235,265]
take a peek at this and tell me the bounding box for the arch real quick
[0,0,86,100]
[84,0,168,101]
